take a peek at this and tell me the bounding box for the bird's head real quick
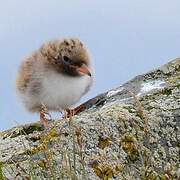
[41,38,92,77]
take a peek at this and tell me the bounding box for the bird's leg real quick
[40,104,51,128]
[65,109,74,119]
[65,105,85,118]
[65,97,105,118]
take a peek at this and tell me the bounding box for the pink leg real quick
[66,104,86,118]
[40,104,49,128]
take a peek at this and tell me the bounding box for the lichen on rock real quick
[0,58,179,179]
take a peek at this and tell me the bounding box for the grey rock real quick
[0,58,179,179]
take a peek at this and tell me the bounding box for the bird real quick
[16,38,93,127]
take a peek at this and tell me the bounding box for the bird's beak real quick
[76,64,91,77]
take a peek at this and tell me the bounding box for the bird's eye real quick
[62,56,72,65]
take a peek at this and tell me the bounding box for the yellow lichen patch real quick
[40,128,59,142]
[98,136,111,149]
[113,164,124,177]
[29,142,48,154]
[120,134,139,162]
[91,160,113,179]
[0,131,5,137]
[37,159,47,169]
[90,159,124,179]
[28,128,59,154]
[0,162,4,180]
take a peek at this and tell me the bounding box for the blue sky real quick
[1,0,180,131]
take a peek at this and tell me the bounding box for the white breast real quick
[40,71,92,110]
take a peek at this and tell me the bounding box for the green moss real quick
[140,94,155,102]
[27,128,59,154]
[22,123,44,134]
[140,86,174,102]
[11,123,44,138]
[161,88,172,96]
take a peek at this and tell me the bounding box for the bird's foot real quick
[65,104,86,119]
[65,109,75,119]
[40,104,51,129]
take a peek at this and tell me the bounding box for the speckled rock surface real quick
[0,58,179,180]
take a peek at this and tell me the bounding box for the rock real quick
[0,58,179,179]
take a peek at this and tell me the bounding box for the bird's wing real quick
[16,57,34,93]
